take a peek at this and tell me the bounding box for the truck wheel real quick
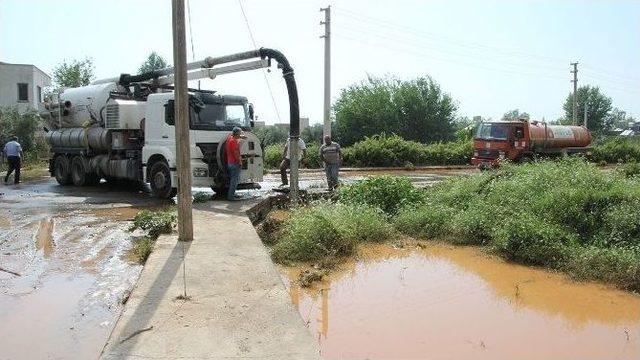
[149,161,176,199]
[71,156,90,186]
[54,155,72,185]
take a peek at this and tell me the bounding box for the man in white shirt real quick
[279,137,307,186]
[3,136,23,184]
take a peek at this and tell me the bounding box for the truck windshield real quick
[476,123,509,140]
[190,104,249,130]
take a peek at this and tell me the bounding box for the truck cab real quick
[471,121,528,168]
[142,91,263,198]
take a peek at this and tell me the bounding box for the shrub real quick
[129,210,177,238]
[339,175,425,215]
[589,137,640,164]
[264,143,284,169]
[394,203,455,239]
[133,237,155,264]
[423,140,473,165]
[192,191,211,203]
[565,246,640,291]
[271,202,392,263]
[491,214,576,267]
[347,134,426,167]
[616,162,640,178]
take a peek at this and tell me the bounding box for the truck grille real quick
[105,104,120,128]
[477,149,499,158]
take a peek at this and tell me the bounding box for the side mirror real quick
[250,120,255,128]
[248,103,255,120]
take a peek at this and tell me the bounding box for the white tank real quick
[51,82,118,128]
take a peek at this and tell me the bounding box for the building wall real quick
[0,63,51,112]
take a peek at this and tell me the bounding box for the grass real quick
[129,210,177,264]
[192,191,211,203]
[270,201,393,264]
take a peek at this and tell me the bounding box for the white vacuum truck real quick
[40,48,301,199]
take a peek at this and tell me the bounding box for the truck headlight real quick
[193,168,208,177]
[473,150,479,157]
[498,151,506,160]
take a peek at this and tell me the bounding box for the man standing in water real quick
[225,127,243,201]
[3,136,23,185]
[320,135,342,190]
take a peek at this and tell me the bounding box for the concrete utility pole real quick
[320,6,331,138]
[584,102,588,129]
[172,0,194,242]
[571,62,578,125]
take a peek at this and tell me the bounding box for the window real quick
[37,86,42,103]
[17,83,28,102]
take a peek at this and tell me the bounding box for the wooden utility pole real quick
[570,62,578,125]
[172,0,194,242]
[320,6,331,138]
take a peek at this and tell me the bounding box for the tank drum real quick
[45,127,112,151]
[528,123,591,149]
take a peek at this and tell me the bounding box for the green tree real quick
[139,52,168,74]
[253,125,289,147]
[607,108,636,130]
[333,75,458,146]
[502,109,530,121]
[0,107,41,152]
[301,123,324,145]
[52,58,95,90]
[561,86,612,133]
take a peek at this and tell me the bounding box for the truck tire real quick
[71,156,90,186]
[54,155,72,185]
[149,161,176,199]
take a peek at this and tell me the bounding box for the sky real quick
[1,0,639,125]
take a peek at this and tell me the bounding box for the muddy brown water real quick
[0,180,169,359]
[280,243,640,360]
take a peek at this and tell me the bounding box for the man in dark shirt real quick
[319,135,342,190]
[225,127,243,200]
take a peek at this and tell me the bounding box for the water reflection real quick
[281,242,640,360]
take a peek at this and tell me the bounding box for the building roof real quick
[0,61,51,80]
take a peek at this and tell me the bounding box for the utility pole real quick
[172,0,194,242]
[584,102,588,129]
[570,62,578,125]
[320,6,331,138]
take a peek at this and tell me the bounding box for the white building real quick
[0,61,51,112]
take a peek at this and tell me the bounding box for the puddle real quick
[34,218,55,257]
[281,243,640,360]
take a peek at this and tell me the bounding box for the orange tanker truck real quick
[471,119,592,168]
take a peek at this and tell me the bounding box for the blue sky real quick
[1,0,638,125]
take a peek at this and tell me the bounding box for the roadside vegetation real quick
[129,210,177,263]
[0,107,49,178]
[261,159,640,291]
[589,137,640,164]
[263,135,472,169]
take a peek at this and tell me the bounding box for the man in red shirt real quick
[225,127,243,200]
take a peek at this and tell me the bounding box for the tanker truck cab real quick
[472,121,524,168]
[142,91,263,198]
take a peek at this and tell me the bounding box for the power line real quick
[334,5,640,88]
[237,0,282,122]
[333,33,568,81]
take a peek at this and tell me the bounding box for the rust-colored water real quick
[34,218,55,257]
[281,243,640,360]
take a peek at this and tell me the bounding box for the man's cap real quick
[10,136,18,141]
[232,127,242,135]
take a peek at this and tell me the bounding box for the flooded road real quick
[0,179,167,360]
[281,243,640,360]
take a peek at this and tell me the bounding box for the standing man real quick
[320,135,342,190]
[279,137,307,187]
[225,127,243,201]
[3,136,23,185]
